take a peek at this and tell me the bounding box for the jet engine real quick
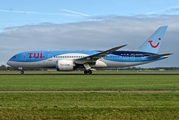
[56,60,74,71]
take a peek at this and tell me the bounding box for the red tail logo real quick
[148,38,161,48]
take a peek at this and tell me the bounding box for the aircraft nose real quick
[7,60,11,66]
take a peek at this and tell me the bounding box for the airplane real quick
[7,26,172,74]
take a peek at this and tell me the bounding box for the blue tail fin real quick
[138,26,168,53]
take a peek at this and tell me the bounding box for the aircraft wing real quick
[74,44,127,64]
[145,53,173,58]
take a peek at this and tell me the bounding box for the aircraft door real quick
[21,54,26,61]
[130,54,135,60]
[48,54,53,61]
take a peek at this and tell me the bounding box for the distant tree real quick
[6,66,14,71]
[0,65,7,71]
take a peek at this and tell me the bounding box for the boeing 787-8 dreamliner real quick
[7,26,172,74]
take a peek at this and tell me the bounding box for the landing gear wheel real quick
[88,70,92,74]
[84,70,92,74]
[20,70,24,74]
[84,70,88,74]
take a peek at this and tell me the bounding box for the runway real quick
[1,73,179,76]
[1,70,179,75]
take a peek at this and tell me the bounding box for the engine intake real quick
[56,60,74,71]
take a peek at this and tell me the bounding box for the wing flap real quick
[75,44,127,64]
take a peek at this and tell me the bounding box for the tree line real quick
[0,65,43,71]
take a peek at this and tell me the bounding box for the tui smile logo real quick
[148,38,161,48]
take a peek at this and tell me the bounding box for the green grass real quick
[0,71,179,119]
[0,74,179,91]
[0,92,179,120]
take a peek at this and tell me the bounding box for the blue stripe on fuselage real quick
[9,50,159,63]
[9,50,97,62]
[102,51,161,62]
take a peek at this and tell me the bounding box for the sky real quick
[0,0,179,67]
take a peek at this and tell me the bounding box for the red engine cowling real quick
[56,60,74,71]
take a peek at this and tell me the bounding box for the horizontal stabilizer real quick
[145,53,173,58]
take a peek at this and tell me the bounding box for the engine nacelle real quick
[56,60,74,71]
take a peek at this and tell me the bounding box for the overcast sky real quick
[0,0,179,67]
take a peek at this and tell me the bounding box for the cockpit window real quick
[12,56,16,59]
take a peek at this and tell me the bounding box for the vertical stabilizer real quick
[138,26,168,53]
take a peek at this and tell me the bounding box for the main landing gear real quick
[84,70,92,74]
[83,63,93,74]
[18,67,24,74]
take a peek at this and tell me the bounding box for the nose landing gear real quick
[20,70,24,74]
[18,67,24,74]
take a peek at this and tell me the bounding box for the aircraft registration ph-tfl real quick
[7,26,172,74]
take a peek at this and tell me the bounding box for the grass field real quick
[0,70,179,119]
[0,71,179,91]
[0,92,179,120]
